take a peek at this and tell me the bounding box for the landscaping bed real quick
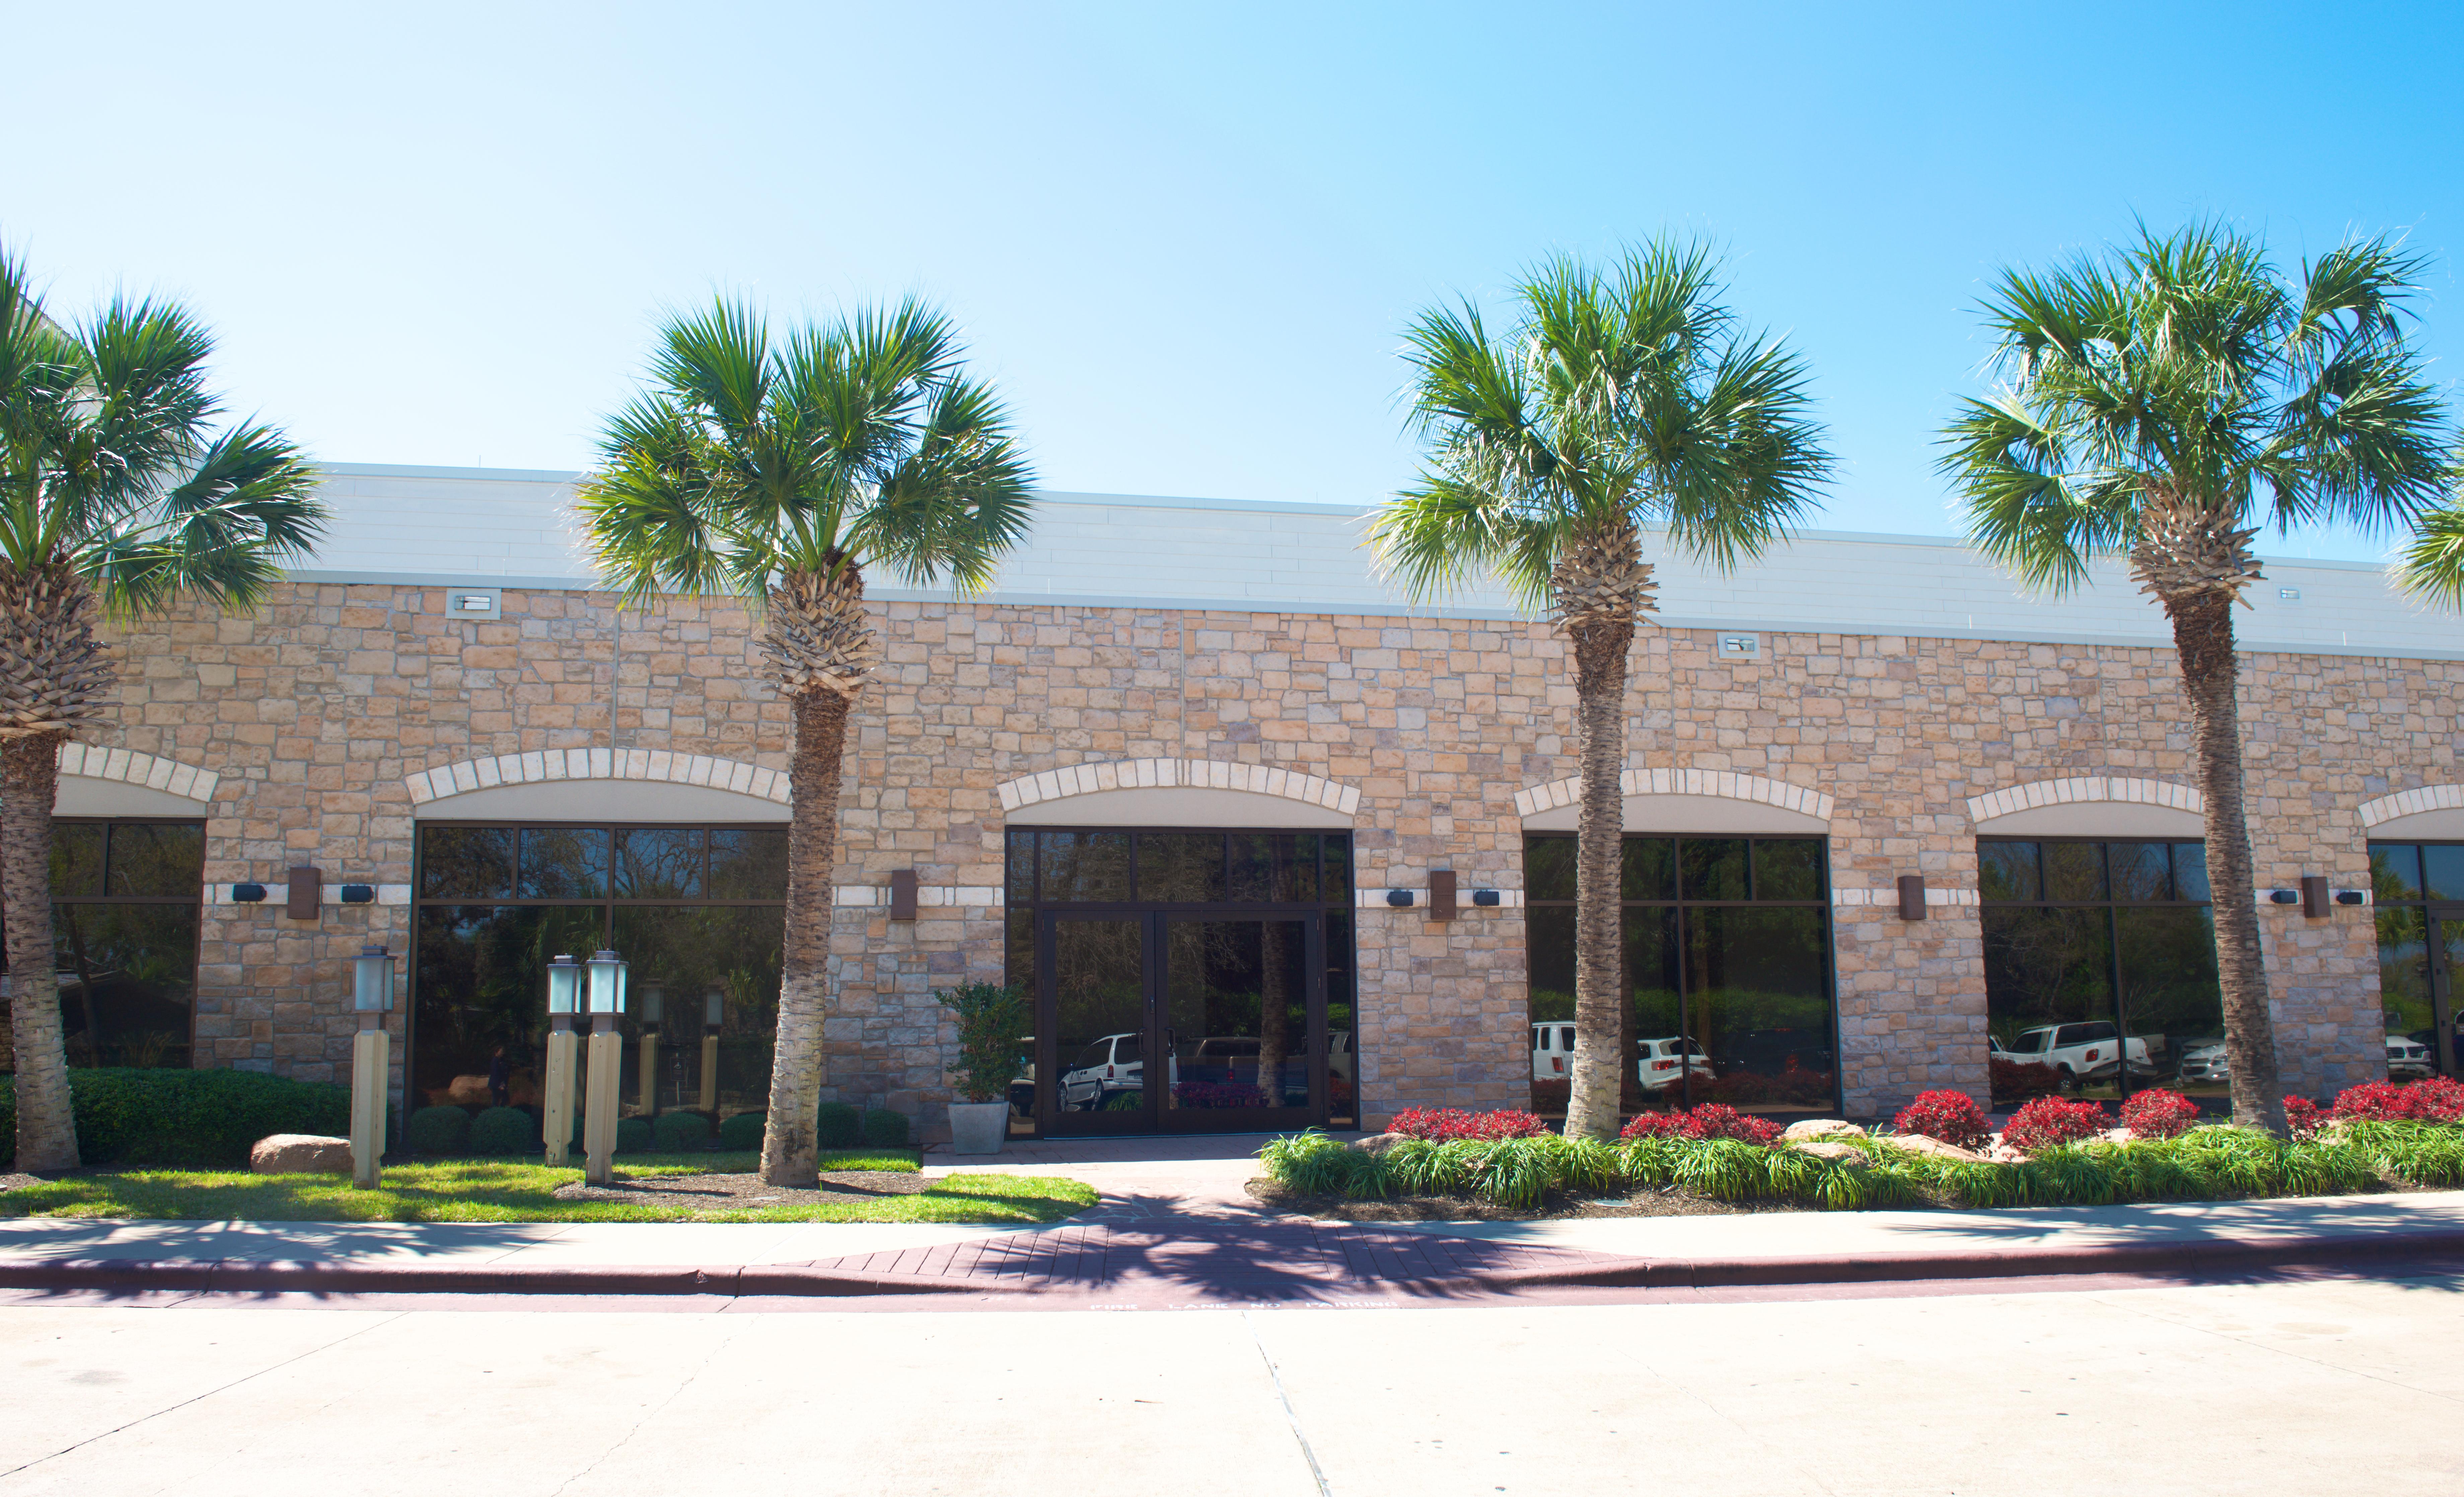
[0,1149,1099,1224]
[1257,1082,2464,1218]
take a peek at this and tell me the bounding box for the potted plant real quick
[939,981,1028,1155]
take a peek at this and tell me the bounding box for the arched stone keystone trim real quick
[2360,784,2464,829]
[1512,768,1832,823]
[57,742,218,804]
[1965,776,2203,824]
[405,749,789,805]
[995,758,1360,817]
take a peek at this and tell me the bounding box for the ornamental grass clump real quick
[2000,1097,2109,1154]
[1892,1089,1990,1149]
[2118,1089,2202,1140]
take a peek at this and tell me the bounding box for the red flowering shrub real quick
[1892,1089,1990,1149]
[2118,1088,2201,1140]
[1388,1107,1550,1142]
[1618,1110,1696,1140]
[1999,1096,2110,1154]
[2331,1076,2464,1124]
[2283,1096,2325,1138]
[1989,1057,2063,1105]
[1616,1104,1784,1145]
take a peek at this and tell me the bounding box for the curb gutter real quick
[0,1259,1032,1298]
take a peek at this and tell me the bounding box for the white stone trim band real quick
[1966,776,2202,823]
[59,743,218,803]
[835,885,1003,908]
[1513,768,1833,823]
[2359,784,2464,829]
[1833,886,1979,907]
[405,750,789,805]
[1356,887,1524,909]
[996,758,1360,816]
[207,883,412,906]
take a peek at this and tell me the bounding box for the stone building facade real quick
[57,537,2453,1131]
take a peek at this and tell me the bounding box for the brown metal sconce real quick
[1429,870,1457,922]
[2301,875,2330,919]
[1897,874,1927,922]
[287,866,322,921]
[888,869,919,922]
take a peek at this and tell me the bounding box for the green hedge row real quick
[0,1068,351,1169]
[1261,1121,2464,1212]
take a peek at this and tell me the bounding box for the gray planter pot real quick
[946,1101,1011,1156]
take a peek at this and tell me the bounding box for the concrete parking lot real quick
[5,1270,2459,1496]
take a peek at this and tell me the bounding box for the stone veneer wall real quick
[78,582,2453,1127]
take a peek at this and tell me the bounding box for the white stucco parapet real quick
[995,757,1361,817]
[1511,768,1834,823]
[403,750,789,805]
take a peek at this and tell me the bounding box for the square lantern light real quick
[546,954,581,1016]
[352,944,396,1012]
[704,988,724,1029]
[641,980,665,1026]
[585,949,628,1015]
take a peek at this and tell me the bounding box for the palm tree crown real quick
[1375,243,1829,1142]
[0,244,326,1170]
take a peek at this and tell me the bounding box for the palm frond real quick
[2397,491,2464,608]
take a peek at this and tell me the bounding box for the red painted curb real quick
[2,1230,2457,1300]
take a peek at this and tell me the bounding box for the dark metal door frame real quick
[1035,904,1326,1137]
[2427,903,2464,1078]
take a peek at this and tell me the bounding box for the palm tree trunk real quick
[2,732,78,1170]
[757,686,849,1186]
[1563,616,1634,1141]
[1255,920,1289,1106]
[2164,590,2285,1134]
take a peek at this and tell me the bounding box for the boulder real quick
[1782,1118,1861,1143]
[251,1134,353,1175]
[1884,1133,1988,1163]
[1790,1140,1869,1167]
[1350,1132,1409,1156]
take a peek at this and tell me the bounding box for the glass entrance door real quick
[2426,905,2464,1079]
[1037,909,1324,1136]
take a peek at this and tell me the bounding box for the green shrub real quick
[653,1110,712,1151]
[0,1067,352,1169]
[615,1117,654,1154]
[815,1102,862,1148]
[718,1111,765,1151]
[468,1106,536,1155]
[861,1108,909,1148]
[937,982,1029,1102]
[406,1106,473,1155]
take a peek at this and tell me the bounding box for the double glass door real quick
[2382,902,2464,1080]
[1039,908,1325,1136]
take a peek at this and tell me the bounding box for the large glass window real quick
[1004,828,1355,1136]
[1980,837,2219,1107]
[1,820,205,1071]
[412,823,786,1123]
[2368,842,2461,1082]
[1524,834,1836,1118]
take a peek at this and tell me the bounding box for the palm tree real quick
[1372,244,1831,1142]
[579,298,1032,1186]
[2396,485,2464,605]
[1941,223,2449,1134]
[0,246,325,1169]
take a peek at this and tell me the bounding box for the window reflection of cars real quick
[1059,1032,1143,1110]
[1992,1022,2150,1090]
[1637,1036,1714,1091]
[1327,1031,1353,1083]
[2176,1038,2228,1085]
[2386,1034,2434,1079]
[1530,1022,1577,1080]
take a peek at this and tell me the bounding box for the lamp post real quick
[638,980,665,1118]
[582,949,628,1184]
[699,987,723,1113]
[541,955,581,1167]
[349,944,395,1189]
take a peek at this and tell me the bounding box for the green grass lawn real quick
[0,1151,1098,1224]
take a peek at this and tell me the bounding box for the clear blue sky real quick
[8,1,2458,560]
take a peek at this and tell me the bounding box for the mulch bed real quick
[0,1173,45,1193]
[551,1170,934,1209]
[1246,1177,1796,1222]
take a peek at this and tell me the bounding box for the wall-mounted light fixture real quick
[340,884,375,904]
[2335,890,2366,906]
[287,866,321,921]
[1897,874,1928,922]
[889,869,919,921]
[2268,889,2301,904]
[232,882,267,903]
[1472,889,1501,907]
[1429,870,1457,921]
[1385,889,1415,908]
[2300,875,2331,918]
